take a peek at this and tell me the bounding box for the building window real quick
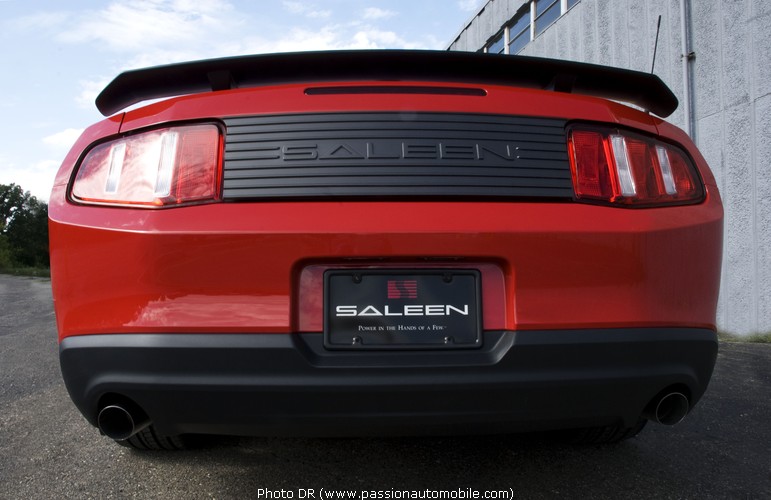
[476,0,579,55]
[535,0,561,35]
[487,32,505,54]
[508,9,531,54]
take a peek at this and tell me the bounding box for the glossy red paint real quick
[49,198,722,340]
[50,80,723,343]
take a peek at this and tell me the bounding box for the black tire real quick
[568,418,647,445]
[115,425,187,450]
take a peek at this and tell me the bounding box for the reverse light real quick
[71,124,222,207]
[567,127,704,207]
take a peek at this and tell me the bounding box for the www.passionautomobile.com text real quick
[256,488,516,500]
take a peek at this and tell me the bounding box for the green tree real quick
[0,183,49,269]
[0,234,12,270]
[1,183,26,232]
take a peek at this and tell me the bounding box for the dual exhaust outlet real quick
[96,391,691,441]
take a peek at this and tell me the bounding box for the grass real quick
[718,331,771,344]
[0,267,51,278]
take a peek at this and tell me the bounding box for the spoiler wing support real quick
[95,50,678,117]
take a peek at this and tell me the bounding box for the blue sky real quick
[0,0,485,201]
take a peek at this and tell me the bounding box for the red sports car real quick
[50,50,722,450]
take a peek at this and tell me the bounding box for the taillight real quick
[71,124,222,207]
[567,127,704,207]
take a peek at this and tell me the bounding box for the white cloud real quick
[56,0,246,111]
[282,1,331,19]
[8,11,69,31]
[0,160,60,202]
[362,7,397,20]
[56,0,446,116]
[0,96,21,109]
[124,49,218,70]
[350,28,424,50]
[236,26,344,54]
[457,0,485,12]
[235,23,438,54]
[76,79,110,110]
[0,128,72,202]
[43,128,84,151]
[58,0,239,52]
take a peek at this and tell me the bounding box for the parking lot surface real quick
[0,274,769,499]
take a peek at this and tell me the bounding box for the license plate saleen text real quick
[324,270,482,350]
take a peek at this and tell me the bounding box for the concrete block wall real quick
[449,0,771,336]
[449,0,522,51]
[695,0,771,336]
[520,0,689,137]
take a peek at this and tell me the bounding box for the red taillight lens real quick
[567,127,704,207]
[569,130,616,200]
[71,124,222,207]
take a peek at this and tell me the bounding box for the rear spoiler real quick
[95,50,678,118]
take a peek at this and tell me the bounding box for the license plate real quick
[324,270,482,350]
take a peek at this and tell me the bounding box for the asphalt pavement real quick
[0,274,769,499]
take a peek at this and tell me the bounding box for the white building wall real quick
[448,0,771,336]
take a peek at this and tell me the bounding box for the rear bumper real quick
[49,199,724,340]
[60,328,717,437]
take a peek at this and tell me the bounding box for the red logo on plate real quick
[387,280,418,299]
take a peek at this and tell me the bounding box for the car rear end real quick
[49,51,722,448]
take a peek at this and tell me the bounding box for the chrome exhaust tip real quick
[97,404,151,441]
[646,391,690,425]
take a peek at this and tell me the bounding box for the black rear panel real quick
[222,112,572,200]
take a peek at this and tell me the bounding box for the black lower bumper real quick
[59,328,717,437]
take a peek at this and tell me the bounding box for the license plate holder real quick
[324,270,481,350]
